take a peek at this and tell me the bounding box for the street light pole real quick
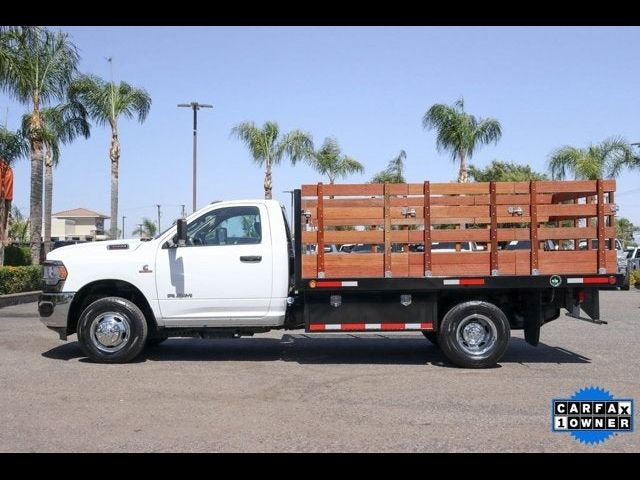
[178,102,213,213]
[156,204,161,233]
[122,216,126,239]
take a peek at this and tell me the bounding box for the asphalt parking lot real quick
[1,290,638,452]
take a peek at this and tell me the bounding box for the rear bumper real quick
[39,292,75,340]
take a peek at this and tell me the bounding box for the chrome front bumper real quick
[39,292,75,340]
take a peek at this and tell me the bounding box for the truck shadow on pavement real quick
[42,334,591,366]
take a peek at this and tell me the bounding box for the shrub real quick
[0,266,42,295]
[630,269,640,289]
[3,245,32,266]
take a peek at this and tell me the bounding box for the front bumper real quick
[39,292,75,340]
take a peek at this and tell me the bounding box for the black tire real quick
[77,296,148,363]
[422,331,439,347]
[147,335,168,347]
[438,301,510,368]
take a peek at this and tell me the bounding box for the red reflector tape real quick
[315,281,342,288]
[459,278,485,286]
[315,280,359,288]
[308,323,432,332]
[583,277,609,284]
[380,323,405,330]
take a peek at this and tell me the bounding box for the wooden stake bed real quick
[299,180,617,278]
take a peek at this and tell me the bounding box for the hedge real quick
[0,266,42,295]
[3,245,32,266]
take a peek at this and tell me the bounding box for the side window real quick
[185,206,262,246]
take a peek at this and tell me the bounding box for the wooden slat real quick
[317,183,325,277]
[302,193,553,208]
[429,183,489,194]
[384,184,392,276]
[539,203,613,217]
[302,180,615,198]
[490,181,498,274]
[424,181,431,276]
[537,226,616,241]
[530,181,539,274]
[609,191,616,250]
[536,179,615,194]
[597,179,606,273]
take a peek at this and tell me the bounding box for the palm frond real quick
[547,146,582,180]
[0,127,28,163]
[277,129,313,165]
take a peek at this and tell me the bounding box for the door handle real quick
[240,255,262,263]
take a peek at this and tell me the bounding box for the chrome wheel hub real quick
[455,314,497,356]
[90,312,131,353]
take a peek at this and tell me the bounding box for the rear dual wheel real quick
[437,301,510,368]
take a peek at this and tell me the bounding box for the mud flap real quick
[524,291,542,346]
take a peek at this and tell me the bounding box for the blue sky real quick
[2,26,640,235]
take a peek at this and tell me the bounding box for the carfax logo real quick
[552,386,634,444]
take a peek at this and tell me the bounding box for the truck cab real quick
[39,200,293,362]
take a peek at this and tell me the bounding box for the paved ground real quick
[1,290,638,452]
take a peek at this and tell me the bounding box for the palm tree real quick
[132,218,157,238]
[0,27,79,264]
[231,121,313,199]
[422,98,502,183]
[0,127,28,265]
[548,137,634,180]
[70,74,151,239]
[371,150,406,183]
[21,101,90,253]
[308,137,364,184]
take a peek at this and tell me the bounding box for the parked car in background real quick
[409,241,479,252]
[503,240,557,251]
[52,240,84,250]
[338,244,355,253]
[306,244,338,254]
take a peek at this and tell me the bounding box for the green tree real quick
[468,160,548,182]
[422,98,502,183]
[132,218,157,238]
[0,127,28,264]
[0,27,79,264]
[231,121,313,199]
[70,74,151,239]
[8,206,29,243]
[548,137,633,180]
[308,137,364,184]
[21,101,90,253]
[371,150,406,183]
[617,217,639,247]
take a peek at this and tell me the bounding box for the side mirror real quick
[215,227,227,245]
[176,218,187,246]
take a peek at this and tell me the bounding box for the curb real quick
[0,291,42,309]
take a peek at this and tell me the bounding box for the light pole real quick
[156,204,161,233]
[122,216,126,239]
[178,102,213,213]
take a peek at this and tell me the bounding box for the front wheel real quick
[77,297,148,363]
[438,301,510,368]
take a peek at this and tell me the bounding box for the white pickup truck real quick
[39,185,625,368]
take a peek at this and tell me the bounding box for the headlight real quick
[43,261,68,286]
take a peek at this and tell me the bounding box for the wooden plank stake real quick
[384,183,392,277]
[530,181,539,275]
[490,181,498,275]
[608,191,616,250]
[317,182,325,278]
[424,181,431,276]
[596,179,606,273]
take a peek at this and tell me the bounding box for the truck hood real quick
[47,239,147,261]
